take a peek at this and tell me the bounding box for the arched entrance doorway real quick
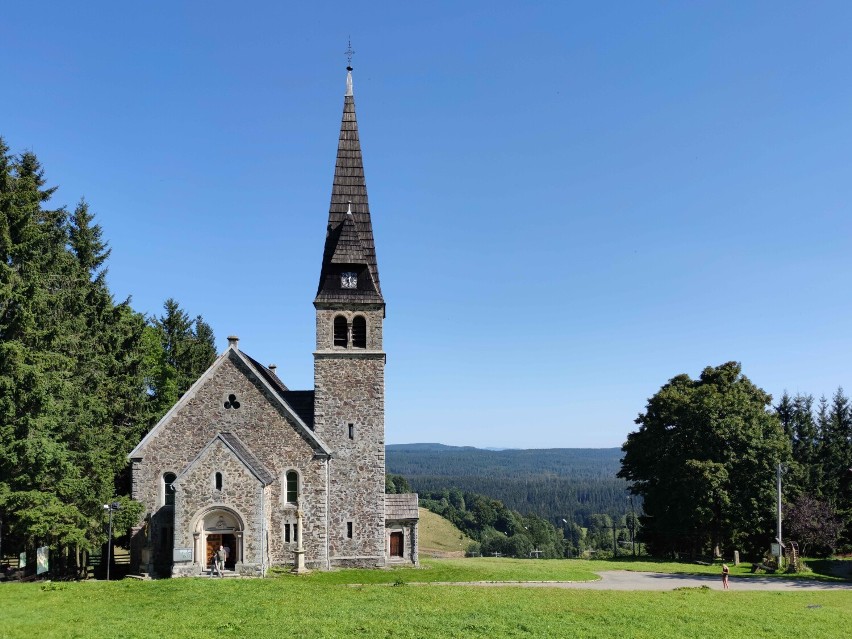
[192,508,244,572]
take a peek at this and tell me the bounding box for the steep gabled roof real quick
[129,344,330,460]
[174,431,275,486]
[218,432,275,485]
[316,66,384,307]
[280,390,315,429]
[243,353,290,393]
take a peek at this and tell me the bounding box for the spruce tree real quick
[0,142,149,573]
[145,299,217,426]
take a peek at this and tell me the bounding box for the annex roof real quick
[385,493,419,520]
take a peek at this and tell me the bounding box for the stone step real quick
[199,569,240,578]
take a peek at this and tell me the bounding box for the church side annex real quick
[127,65,419,577]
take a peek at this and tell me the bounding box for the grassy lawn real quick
[284,557,600,584]
[0,558,849,639]
[1,577,849,639]
[417,507,473,555]
[281,556,848,585]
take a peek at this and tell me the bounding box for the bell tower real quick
[313,63,387,566]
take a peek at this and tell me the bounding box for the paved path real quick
[408,571,852,591]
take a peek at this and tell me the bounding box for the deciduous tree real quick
[619,362,790,558]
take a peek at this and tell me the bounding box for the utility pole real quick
[776,463,783,567]
[628,496,636,558]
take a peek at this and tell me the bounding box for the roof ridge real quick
[218,432,275,485]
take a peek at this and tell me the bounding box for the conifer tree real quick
[0,141,149,573]
[144,299,217,425]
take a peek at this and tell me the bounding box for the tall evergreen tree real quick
[0,142,149,573]
[144,299,217,425]
[69,198,111,277]
[775,392,821,497]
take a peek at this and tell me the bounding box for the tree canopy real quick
[0,138,215,575]
[775,388,852,550]
[619,362,790,558]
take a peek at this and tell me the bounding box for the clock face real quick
[341,272,358,289]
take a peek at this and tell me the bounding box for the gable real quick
[129,346,330,461]
[174,432,274,488]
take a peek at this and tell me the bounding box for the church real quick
[127,65,419,577]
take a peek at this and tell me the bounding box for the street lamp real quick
[103,502,121,581]
[628,496,636,558]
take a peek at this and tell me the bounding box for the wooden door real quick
[390,531,403,558]
[206,534,221,567]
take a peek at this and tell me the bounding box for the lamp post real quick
[628,496,636,558]
[103,502,121,580]
[561,519,570,558]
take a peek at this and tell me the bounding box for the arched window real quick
[215,472,223,491]
[286,471,299,504]
[163,473,177,507]
[352,315,366,349]
[333,315,348,348]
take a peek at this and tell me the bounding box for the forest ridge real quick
[386,444,629,523]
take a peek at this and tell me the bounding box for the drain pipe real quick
[260,485,266,578]
[325,457,331,570]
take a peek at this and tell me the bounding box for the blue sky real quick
[2,2,850,448]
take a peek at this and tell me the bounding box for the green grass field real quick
[0,558,849,639]
[417,507,474,555]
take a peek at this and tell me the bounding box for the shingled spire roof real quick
[329,205,368,265]
[315,66,384,306]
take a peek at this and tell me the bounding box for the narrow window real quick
[294,524,299,543]
[347,522,353,539]
[215,472,223,491]
[348,423,354,440]
[163,473,177,506]
[333,315,348,348]
[285,524,291,543]
[286,470,299,504]
[351,315,366,348]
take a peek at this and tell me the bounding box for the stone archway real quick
[191,507,245,571]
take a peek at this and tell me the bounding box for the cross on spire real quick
[345,38,355,70]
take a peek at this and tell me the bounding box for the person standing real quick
[722,563,730,589]
[210,548,221,577]
[216,545,226,577]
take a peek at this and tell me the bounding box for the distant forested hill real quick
[386,444,631,526]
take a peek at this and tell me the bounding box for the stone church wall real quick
[172,440,263,576]
[131,352,328,575]
[315,305,384,351]
[314,351,386,566]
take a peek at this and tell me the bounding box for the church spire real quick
[315,63,383,305]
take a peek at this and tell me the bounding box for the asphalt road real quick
[414,571,852,591]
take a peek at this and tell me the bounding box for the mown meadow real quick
[1,558,849,639]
